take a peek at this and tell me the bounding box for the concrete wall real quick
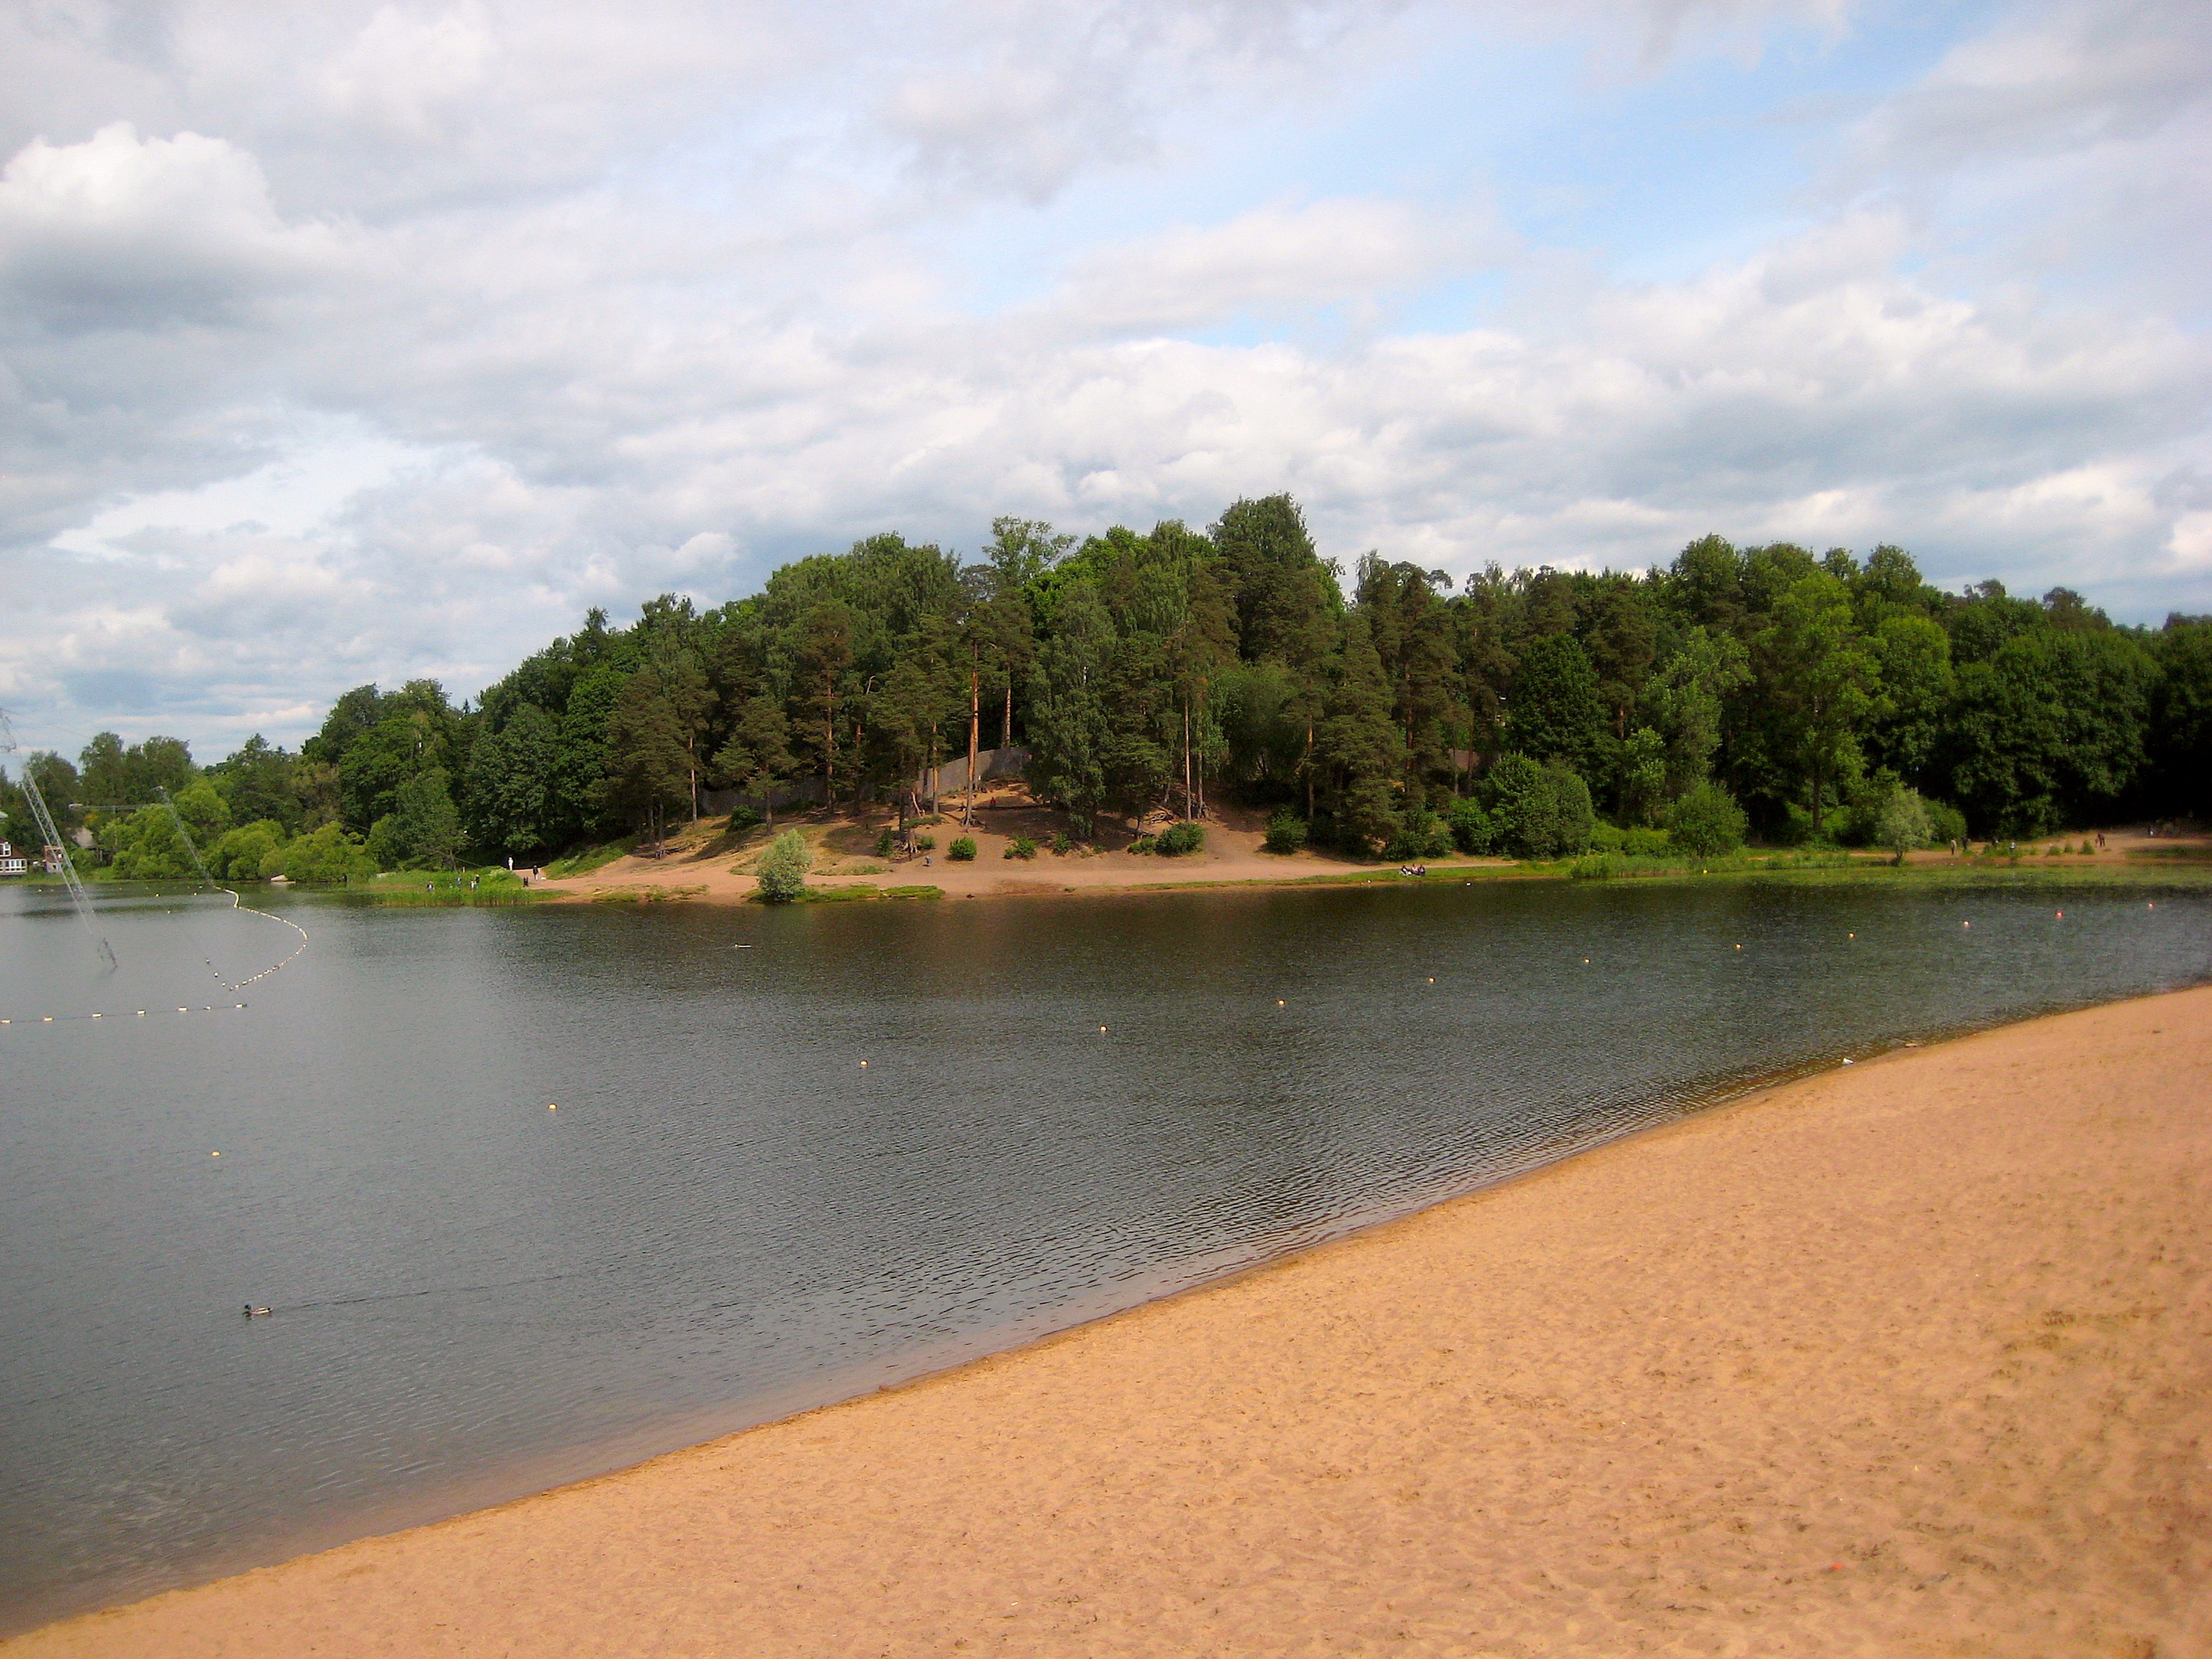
[917,746,1030,804]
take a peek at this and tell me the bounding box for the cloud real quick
[1058,197,1509,333]
[0,121,342,328]
[0,0,2206,759]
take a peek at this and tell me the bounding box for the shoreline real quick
[517,810,2209,908]
[9,985,2206,1656]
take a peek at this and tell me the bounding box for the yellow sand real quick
[15,988,2208,1657]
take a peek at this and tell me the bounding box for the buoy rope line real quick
[0,894,308,1023]
[1,881,308,1027]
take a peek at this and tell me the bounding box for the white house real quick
[0,839,25,878]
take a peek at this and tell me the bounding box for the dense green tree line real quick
[14,498,2212,880]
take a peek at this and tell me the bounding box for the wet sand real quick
[13,988,2208,1658]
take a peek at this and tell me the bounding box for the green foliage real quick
[1155,821,1205,856]
[947,836,977,861]
[79,732,193,810]
[1875,787,1935,863]
[1668,783,1749,857]
[99,805,197,880]
[267,503,2203,873]
[754,828,812,902]
[875,828,898,858]
[1050,831,1076,855]
[1504,635,1607,773]
[547,838,635,878]
[210,819,287,880]
[462,704,558,859]
[1445,797,1497,855]
[1944,626,2157,835]
[275,823,378,883]
[1262,810,1308,854]
[1383,815,1453,861]
[1004,835,1038,859]
[208,735,303,833]
[1482,755,1592,859]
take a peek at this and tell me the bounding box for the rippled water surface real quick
[2,875,2207,1628]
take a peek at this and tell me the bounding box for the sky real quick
[1,0,2207,759]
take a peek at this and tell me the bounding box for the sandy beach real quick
[535,795,2193,907]
[13,986,2208,1658]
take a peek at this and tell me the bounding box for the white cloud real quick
[1058,197,1509,333]
[0,0,2206,757]
[0,122,344,326]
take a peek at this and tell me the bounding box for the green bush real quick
[1445,797,1496,855]
[947,836,977,862]
[210,819,287,880]
[1876,787,1935,863]
[913,833,936,852]
[1262,812,1308,854]
[1050,831,1076,855]
[754,828,812,902]
[725,807,763,835]
[1004,836,1037,859]
[874,828,897,858]
[1393,813,1455,861]
[1484,755,1593,859]
[1156,821,1205,857]
[1590,823,1625,854]
[1128,833,1158,854]
[1669,783,1749,857]
[273,823,378,883]
[1925,798,1968,847]
[1569,853,1625,880]
[1621,826,1672,857]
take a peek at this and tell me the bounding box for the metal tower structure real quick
[0,708,117,970]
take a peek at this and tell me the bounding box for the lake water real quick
[1,875,2206,1631]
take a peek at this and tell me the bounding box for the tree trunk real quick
[1182,699,1192,820]
[823,673,837,810]
[1003,679,1013,752]
[964,659,980,828]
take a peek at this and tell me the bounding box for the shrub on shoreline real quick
[1669,784,1749,857]
[1156,821,1205,857]
[754,828,811,902]
[947,836,977,861]
[1262,811,1308,854]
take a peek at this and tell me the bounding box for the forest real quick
[11,495,2211,882]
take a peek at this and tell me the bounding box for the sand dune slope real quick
[16,989,2210,1658]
